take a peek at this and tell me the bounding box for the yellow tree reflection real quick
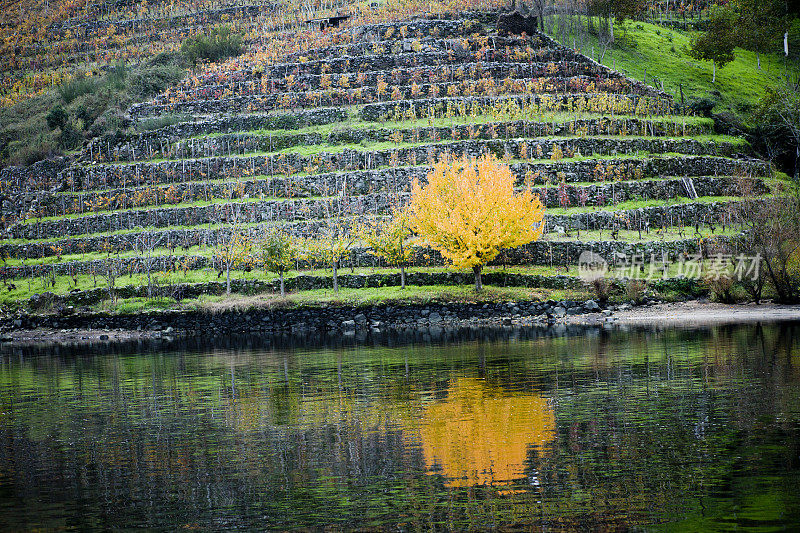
[418,378,555,490]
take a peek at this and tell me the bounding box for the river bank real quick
[3,298,800,344]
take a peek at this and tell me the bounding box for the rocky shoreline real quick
[4,298,800,345]
[2,297,613,342]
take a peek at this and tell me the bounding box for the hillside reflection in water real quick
[1,323,799,530]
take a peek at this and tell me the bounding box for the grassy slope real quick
[554,19,799,118]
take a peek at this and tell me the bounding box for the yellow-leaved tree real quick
[407,153,545,291]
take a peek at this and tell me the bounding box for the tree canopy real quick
[689,6,737,82]
[407,153,545,290]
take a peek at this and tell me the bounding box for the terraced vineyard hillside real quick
[0,11,779,308]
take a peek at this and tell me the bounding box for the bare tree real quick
[134,230,166,298]
[731,180,800,303]
[104,259,119,302]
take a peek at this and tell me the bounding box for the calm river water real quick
[1,323,799,531]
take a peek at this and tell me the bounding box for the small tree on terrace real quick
[302,219,358,295]
[406,153,546,291]
[134,229,166,298]
[256,229,296,297]
[360,211,414,289]
[732,182,800,303]
[214,228,252,295]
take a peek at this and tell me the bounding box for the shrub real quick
[88,107,129,137]
[73,91,109,127]
[104,62,129,90]
[136,114,190,131]
[181,25,243,66]
[733,182,800,303]
[624,279,647,303]
[8,137,58,166]
[738,260,766,304]
[147,51,185,67]
[126,64,184,100]
[2,53,187,167]
[705,275,737,303]
[652,277,706,298]
[46,105,68,130]
[751,85,800,180]
[58,75,98,104]
[58,122,83,150]
[688,97,716,117]
[591,277,612,303]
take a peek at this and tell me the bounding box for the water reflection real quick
[417,377,554,491]
[0,323,799,530]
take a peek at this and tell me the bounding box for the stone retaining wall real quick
[6,298,613,336]
[63,141,749,192]
[16,176,765,239]
[145,61,621,111]
[38,174,761,221]
[23,271,594,308]
[89,117,713,163]
[5,224,725,269]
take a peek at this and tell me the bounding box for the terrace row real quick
[30,175,763,219]
[58,141,754,193]
[82,116,715,163]
[11,177,770,239]
[5,198,762,259]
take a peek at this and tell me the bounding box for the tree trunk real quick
[473,265,483,291]
[609,16,614,43]
[400,264,406,289]
[279,271,285,297]
[712,60,716,83]
[762,254,786,302]
[226,264,231,295]
[333,260,339,294]
[756,51,761,70]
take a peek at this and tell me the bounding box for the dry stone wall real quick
[89,117,713,164]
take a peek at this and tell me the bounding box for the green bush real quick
[57,75,98,104]
[751,85,800,179]
[624,279,647,303]
[732,186,800,303]
[126,64,184,100]
[73,90,110,128]
[704,274,737,303]
[46,105,68,130]
[1,51,191,167]
[88,107,129,137]
[147,50,186,68]
[181,25,243,66]
[58,122,83,150]
[104,62,128,90]
[8,136,58,166]
[136,113,190,131]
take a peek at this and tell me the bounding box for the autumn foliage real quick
[407,153,545,290]
[417,378,555,491]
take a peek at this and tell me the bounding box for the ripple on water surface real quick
[1,323,799,530]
